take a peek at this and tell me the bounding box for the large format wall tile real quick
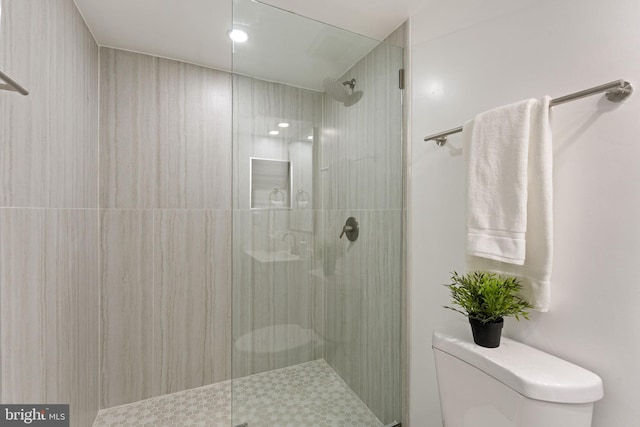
[99,48,235,409]
[156,60,232,209]
[384,23,406,48]
[232,75,322,210]
[153,210,232,395]
[321,210,403,424]
[0,208,99,427]
[232,210,320,378]
[100,48,232,209]
[100,49,159,209]
[0,0,99,208]
[100,210,154,408]
[100,209,234,407]
[321,41,404,211]
[320,37,405,425]
[231,74,324,379]
[0,1,100,426]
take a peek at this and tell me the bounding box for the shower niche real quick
[250,157,292,209]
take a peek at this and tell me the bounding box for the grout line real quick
[0,207,101,211]
[97,30,103,417]
[151,209,156,399]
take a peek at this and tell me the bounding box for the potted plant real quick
[444,271,533,348]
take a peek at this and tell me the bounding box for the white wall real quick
[409,0,640,425]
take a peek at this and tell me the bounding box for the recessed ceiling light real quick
[278,122,290,128]
[228,29,248,43]
[307,135,313,140]
[269,130,280,136]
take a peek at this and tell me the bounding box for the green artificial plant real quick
[444,271,533,324]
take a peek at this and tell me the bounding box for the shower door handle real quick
[339,217,359,241]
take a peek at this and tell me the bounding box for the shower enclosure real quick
[231,1,405,425]
[0,1,403,426]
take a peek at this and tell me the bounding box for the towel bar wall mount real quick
[424,79,633,146]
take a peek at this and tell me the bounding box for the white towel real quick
[464,96,553,311]
[465,99,534,264]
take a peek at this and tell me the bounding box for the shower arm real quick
[342,78,356,90]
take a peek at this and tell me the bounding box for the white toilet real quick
[432,330,603,427]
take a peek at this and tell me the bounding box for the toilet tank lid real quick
[432,330,604,404]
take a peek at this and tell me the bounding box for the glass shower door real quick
[231,1,404,425]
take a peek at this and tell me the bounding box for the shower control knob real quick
[339,225,353,238]
[339,217,359,241]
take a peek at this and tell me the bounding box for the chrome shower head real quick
[323,77,357,103]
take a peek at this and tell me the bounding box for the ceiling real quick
[73,0,421,89]
[232,0,379,91]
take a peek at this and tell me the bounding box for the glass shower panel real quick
[231,1,403,425]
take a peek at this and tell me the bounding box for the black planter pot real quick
[469,317,504,348]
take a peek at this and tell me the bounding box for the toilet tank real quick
[432,330,603,427]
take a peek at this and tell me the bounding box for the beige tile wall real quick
[231,75,324,379]
[100,48,232,210]
[100,210,155,407]
[0,1,100,426]
[1,2,406,425]
[153,210,232,395]
[232,74,322,210]
[321,34,405,424]
[320,42,403,211]
[232,211,321,378]
[321,210,403,424]
[231,37,405,424]
[0,209,100,426]
[99,49,233,408]
[0,0,99,209]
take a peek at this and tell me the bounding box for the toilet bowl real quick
[432,330,603,427]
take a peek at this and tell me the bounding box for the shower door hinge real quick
[399,69,405,90]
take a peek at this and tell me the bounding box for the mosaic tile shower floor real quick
[93,359,384,427]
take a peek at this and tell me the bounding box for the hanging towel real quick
[465,98,535,264]
[464,96,553,311]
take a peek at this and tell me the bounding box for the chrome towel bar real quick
[424,79,633,146]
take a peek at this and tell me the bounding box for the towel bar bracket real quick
[605,81,633,103]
